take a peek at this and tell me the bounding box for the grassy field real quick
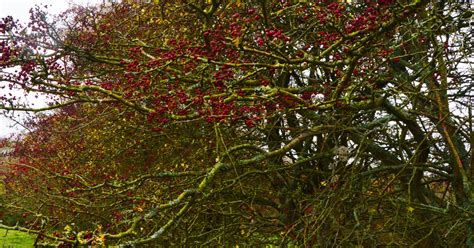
[0,229,36,247]
[0,162,34,247]
[0,159,36,247]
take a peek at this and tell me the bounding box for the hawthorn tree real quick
[0,0,473,246]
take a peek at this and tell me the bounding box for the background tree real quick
[0,0,473,246]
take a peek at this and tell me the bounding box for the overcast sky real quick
[0,0,102,138]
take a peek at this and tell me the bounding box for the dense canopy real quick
[0,0,473,246]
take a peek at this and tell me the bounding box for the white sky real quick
[0,0,102,138]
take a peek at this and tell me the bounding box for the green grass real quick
[0,229,36,247]
[0,169,36,247]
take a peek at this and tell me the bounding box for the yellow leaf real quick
[232,37,241,47]
[95,234,106,243]
[407,206,415,213]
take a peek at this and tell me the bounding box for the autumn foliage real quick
[0,0,473,246]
